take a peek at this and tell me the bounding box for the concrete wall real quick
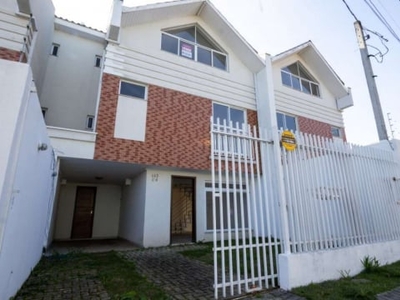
[54,183,121,240]
[0,60,56,299]
[40,23,104,131]
[119,171,147,246]
[279,240,400,290]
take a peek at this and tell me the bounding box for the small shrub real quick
[339,269,351,279]
[361,256,380,273]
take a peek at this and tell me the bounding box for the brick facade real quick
[0,47,21,62]
[94,73,258,171]
[298,115,346,140]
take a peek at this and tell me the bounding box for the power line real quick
[363,0,400,43]
[341,0,358,21]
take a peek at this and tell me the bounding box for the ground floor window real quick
[205,183,248,231]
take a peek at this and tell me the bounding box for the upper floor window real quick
[331,126,341,138]
[161,25,227,71]
[281,62,320,97]
[277,112,297,132]
[213,103,245,129]
[95,55,102,68]
[120,81,147,100]
[50,43,60,56]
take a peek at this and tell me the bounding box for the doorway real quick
[71,186,96,239]
[170,177,195,244]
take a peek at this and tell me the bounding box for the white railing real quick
[281,132,400,253]
[211,118,280,298]
[20,15,36,62]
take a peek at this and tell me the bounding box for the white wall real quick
[0,0,18,12]
[54,183,121,240]
[0,8,27,52]
[0,60,56,300]
[106,15,256,110]
[141,169,211,247]
[273,54,344,128]
[114,95,147,141]
[40,27,104,131]
[28,0,55,95]
[119,171,147,246]
[279,240,400,290]
[47,126,96,159]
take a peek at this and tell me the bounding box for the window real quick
[161,25,227,71]
[120,81,147,99]
[50,43,59,56]
[86,115,94,130]
[277,112,297,132]
[205,183,249,231]
[213,103,245,129]
[95,55,102,67]
[331,126,341,138]
[281,61,320,97]
[41,107,47,119]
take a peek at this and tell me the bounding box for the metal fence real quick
[281,132,400,253]
[210,119,281,299]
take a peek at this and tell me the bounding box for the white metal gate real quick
[210,119,281,299]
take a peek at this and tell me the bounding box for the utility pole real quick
[354,20,388,141]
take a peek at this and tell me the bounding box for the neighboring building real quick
[0,0,356,297]
[272,41,353,139]
[0,1,57,299]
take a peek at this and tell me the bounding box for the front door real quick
[170,177,196,244]
[71,186,96,239]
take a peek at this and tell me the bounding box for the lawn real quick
[292,258,400,300]
[14,251,169,300]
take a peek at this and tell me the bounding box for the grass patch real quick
[15,251,169,300]
[292,260,400,299]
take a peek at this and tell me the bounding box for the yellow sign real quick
[281,130,297,151]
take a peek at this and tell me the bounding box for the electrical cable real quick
[363,0,400,43]
[341,0,358,21]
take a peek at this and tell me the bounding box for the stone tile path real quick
[120,245,304,300]
[377,287,400,300]
[14,266,110,300]
[15,243,400,299]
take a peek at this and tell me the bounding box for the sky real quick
[51,0,400,145]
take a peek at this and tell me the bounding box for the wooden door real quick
[71,187,96,239]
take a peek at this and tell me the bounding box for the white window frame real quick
[119,80,148,100]
[212,102,247,131]
[95,55,102,68]
[86,115,95,130]
[277,112,298,132]
[161,25,228,71]
[205,182,249,232]
[331,126,342,138]
[281,61,320,97]
[50,43,59,56]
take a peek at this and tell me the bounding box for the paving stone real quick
[17,243,400,299]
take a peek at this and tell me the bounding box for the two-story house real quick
[46,0,353,249]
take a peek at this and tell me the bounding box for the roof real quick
[55,16,106,43]
[120,0,265,72]
[272,41,349,98]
